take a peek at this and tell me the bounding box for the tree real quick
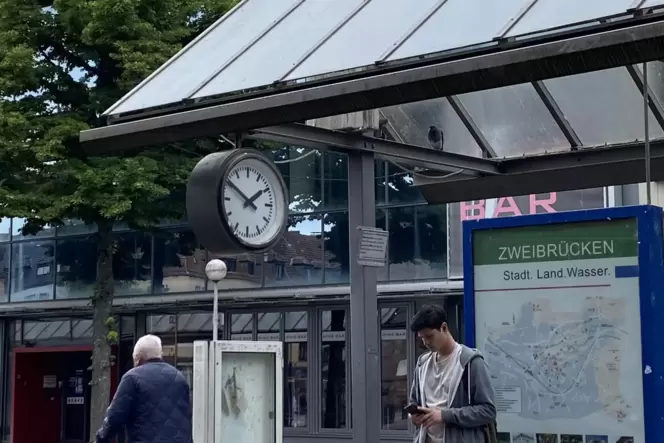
[0,0,236,438]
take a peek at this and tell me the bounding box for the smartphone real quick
[404,403,422,415]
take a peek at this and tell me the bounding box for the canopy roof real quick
[102,0,664,119]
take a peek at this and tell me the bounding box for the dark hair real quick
[410,304,448,332]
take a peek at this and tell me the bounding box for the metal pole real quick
[347,149,380,443]
[212,282,219,342]
[644,61,652,205]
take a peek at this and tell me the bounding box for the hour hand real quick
[243,190,263,209]
[227,181,257,210]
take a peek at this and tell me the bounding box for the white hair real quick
[133,334,163,361]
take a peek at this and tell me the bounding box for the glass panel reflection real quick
[177,312,216,402]
[321,309,347,429]
[265,215,323,287]
[23,319,71,343]
[257,312,281,341]
[113,232,152,296]
[231,313,253,341]
[57,219,96,236]
[269,145,322,213]
[208,252,262,290]
[387,205,447,281]
[153,229,207,293]
[147,314,177,366]
[323,151,348,211]
[0,218,10,242]
[544,68,664,145]
[55,236,96,299]
[285,311,308,428]
[323,212,349,284]
[11,240,55,302]
[459,83,569,156]
[381,307,409,431]
[11,218,56,239]
[0,244,9,302]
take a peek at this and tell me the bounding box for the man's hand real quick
[409,411,425,426]
[417,407,443,428]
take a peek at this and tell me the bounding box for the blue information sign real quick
[463,206,664,443]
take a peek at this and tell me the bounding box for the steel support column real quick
[347,150,380,443]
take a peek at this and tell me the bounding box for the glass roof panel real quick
[506,0,634,37]
[641,0,664,7]
[543,67,664,145]
[257,312,281,331]
[458,83,569,156]
[640,62,664,111]
[282,0,442,81]
[193,0,365,98]
[381,98,483,157]
[107,0,300,115]
[232,313,253,333]
[387,0,526,61]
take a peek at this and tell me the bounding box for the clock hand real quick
[227,181,257,210]
[243,190,263,209]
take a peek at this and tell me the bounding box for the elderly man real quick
[96,334,192,443]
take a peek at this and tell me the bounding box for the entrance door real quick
[60,352,91,443]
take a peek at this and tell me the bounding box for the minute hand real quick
[227,181,258,210]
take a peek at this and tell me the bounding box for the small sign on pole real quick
[357,226,389,267]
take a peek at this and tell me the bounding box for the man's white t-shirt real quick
[421,343,464,443]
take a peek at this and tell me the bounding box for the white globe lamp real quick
[205,259,227,341]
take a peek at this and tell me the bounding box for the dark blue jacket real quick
[96,359,192,443]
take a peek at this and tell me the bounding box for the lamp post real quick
[205,259,227,341]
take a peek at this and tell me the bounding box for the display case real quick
[192,340,283,443]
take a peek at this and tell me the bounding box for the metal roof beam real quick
[415,139,664,203]
[625,63,664,130]
[80,19,664,154]
[248,123,501,175]
[531,80,582,149]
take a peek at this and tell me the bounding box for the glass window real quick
[386,162,424,205]
[459,83,569,156]
[323,151,348,211]
[177,312,216,400]
[11,240,55,302]
[270,145,322,213]
[380,307,409,431]
[321,309,348,429]
[323,212,349,284]
[265,215,323,287]
[544,67,664,146]
[284,311,308,428]
[375,161,387,206]
[22,319,71,344]
[153,229,207,294]
[381,98,484,157]
[387,205,447,281]
[57,219,96,236]
[231,313,253,340]
[147,314,177,366]
[208,253,263,290]
[256,312,281,341]
[0,245,9,303]
[0,218,10,242]
[11,218,56,239]
[114,232,152,296]
[55,235,96,300]
[71,319,93,340]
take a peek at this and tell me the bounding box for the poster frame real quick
[462,204,664,442]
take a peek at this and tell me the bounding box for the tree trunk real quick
[89,221,115,442]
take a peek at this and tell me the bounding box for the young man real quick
[409,305,496,443]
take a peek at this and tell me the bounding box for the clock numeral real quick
[245,226,249,237]
[263,216,269,223]
[256,225,260,235]
[235,170,240,179]
[263,187,270,193]
[224,197,230,201]
[256,174,261,182]
[246,168,250,178]
[227,211,233,216]
[233,222,239,232]
[265,203,273,208]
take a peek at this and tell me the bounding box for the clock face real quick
[220,156,287,249]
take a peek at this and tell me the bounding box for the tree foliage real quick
[0,0,236,438]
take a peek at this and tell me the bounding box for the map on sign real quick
[471,218,645,442]
[484,296,629,421]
